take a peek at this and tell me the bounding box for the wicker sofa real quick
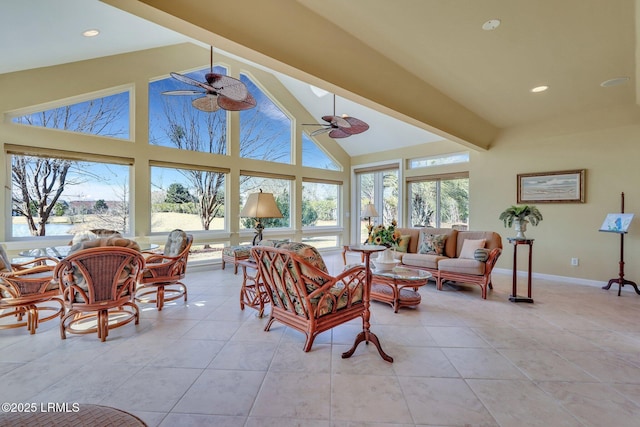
[394,227,502,299]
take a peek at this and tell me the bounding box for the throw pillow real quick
[459,239,486,259]
[394,234,411,253]
[418,233,447,255]
[474,248,490,262]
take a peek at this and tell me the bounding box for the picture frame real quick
[517,169,585,203]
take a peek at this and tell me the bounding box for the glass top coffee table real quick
[371,266,432,313]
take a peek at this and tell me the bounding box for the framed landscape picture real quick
[517,169,585,203]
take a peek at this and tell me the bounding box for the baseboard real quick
[492,267,610,289]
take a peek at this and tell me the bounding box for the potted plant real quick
[498,205,543,239]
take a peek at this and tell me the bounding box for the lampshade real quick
[240,190,283,219]
[361,203,379,219]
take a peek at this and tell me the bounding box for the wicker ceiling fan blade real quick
[328,128,352,138]
[321,115,351,128]
[217,91,257,111]
[192,95,220,112]
[205,73,248,101]
[340,117,369,135]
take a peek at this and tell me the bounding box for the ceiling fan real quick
[162,46,256,112]
[302,94,369,138]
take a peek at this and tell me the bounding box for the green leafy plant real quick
[499,205,543,228]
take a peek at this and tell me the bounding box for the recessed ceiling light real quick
[482,19,501,31]
[531,85,549,93]
[600,77,629,87]
[82,29,100,37]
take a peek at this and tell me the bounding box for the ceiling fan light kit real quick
[163,46,256,112]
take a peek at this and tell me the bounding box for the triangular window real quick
[239,73,291,164]
[302,132,341,170]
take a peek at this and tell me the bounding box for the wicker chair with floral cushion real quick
[0,245,63,334]
[251,242,366,352]
[53,237,145,342]
[136,229,192,311]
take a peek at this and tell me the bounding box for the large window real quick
[239,175,292,230]
[302,133,340,170]
[408,174,469,229]
[302,181,340,228]
[150,165,226,233]
[10,90,130,140]
[239,74,291,164]
[10,152,131,237]
[148,66,227,154]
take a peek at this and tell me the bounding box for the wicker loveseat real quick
[251,242,366,352]
[394,227,502,299]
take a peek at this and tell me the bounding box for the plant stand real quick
[507,238,534,303]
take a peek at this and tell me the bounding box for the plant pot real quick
[513,219,528,239]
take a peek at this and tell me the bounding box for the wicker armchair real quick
[53,239,145,342]
[251,242,366,352]
[136,230,192,310]
[0,246,63,334]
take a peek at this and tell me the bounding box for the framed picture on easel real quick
[599,213,634,233]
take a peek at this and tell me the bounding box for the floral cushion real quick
[163,229,188,257]
[222,245,252,258]
[394,235,411,253]
[418,233,448,255]
[258,242,362,318]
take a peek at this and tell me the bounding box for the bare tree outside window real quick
[10,93,129,236]
[149,68,288,232]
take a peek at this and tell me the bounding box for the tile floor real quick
[1,252,640,426]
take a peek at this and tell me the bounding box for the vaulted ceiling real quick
[117,0,638,151]
[3,0,638,155]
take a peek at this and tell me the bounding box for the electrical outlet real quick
[571,258,579,266]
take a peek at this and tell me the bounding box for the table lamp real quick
[240,189,283,245]
[362,203,379,242]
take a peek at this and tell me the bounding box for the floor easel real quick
[601,192,640,296]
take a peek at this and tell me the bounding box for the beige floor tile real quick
[537,381,640,427]
[147,339,224,368]
[209,340,278,371]
[555,350,640,383]
[442,347,527,379]
[425,326,491,348]
[399,376,497,426]
[472,326,542,349]
[391,346,460,378]
[499,348,596,381]
[173,369,266,415]
[159,413,246,426]
[100,366,203,412]
[466,379,582,427]
[332,374,413,424]
[251,372,331,420]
